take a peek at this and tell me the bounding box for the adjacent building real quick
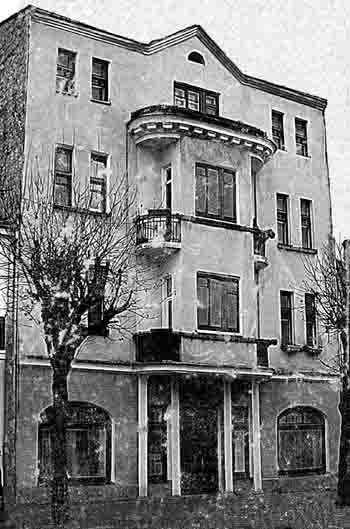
[0,5,340,510]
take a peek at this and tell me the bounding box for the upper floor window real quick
[187,51,205,65]
[280,291,293,346]
[301,199,312,249]
[92,58,109,102]
[164,166,172,210]
[38,402,111,484]
[278,407,325,475]
[305,293,316,347]
[54,146,72,207]
[174,82,219,116]
[197,273,239,332]
[276,194,289,245]
[56,48,76,94]
[272,110,285,150]
[162,275,173,329]
[295,118,308,156]
[196,164,236,222]
[87,261,109,335]
[90,153,108,212]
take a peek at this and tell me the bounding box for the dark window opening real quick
[0,316,5,350]
[56,49,76,93]
[87,261,109,335]
[38,402,111,484]
[92,58,109,102]
[174,82,219,116]
[277,194,289,244]
[54,146,72,206]
[295,118,308,157]
[197,273,239,333]
[188,51,205,65]
[280,291,293,346]
[305,293,316,346]
[301,199,312,249]
[165,166,172,210]
[196,163,236,222]
[272,110,285,150]
[278,407,325,475]
[90,153,108,212]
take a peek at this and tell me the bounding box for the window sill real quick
[56,89,79,98]
[277,243,317,255]
[182,214,255,233]
[281,343,322,355]
[281,344,303,353]
[53,204,109,217]
[296,153,311,159]
[91,98,112,106]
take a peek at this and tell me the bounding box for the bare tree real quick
[0,162,152,526]
[303,237,350,505]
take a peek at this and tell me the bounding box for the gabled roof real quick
[3,5,327,111]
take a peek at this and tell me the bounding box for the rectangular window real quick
[305,293,316,346]
[280,291,293,346]
[272,110,285,150]
[295,118,308,156]
[0,316,5,350]
[162,275,173,329]
[90,153,108,212]
[195,163,236,222]
[54,146,72,206]
[164,166,172,210]
[56,48,76,93]
[92,58,109,102]
[277,194,289,244]
[88,262,108,334]
[174,82,219,115]
[197,273,239,332]
[301,199,312,249]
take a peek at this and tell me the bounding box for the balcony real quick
[128,105,276,164]
[136,209,181,254]
[135,329,181,362]
[253,228,275,272]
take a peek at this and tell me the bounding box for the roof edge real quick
[4,5,327,111]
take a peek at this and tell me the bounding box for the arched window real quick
[187,51,205,65]
[38,402,111,484]
[278,407,325,475]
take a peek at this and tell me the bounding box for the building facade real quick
[0,5,340,509]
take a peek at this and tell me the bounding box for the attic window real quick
[187,51,205,65]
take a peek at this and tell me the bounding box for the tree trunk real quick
[51,358,70,527]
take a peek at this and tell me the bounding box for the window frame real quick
[305,293,317,347]
[276,193,289,245]
[54,145,73,207]
[300,198,313,249]
[278,406,326,476]
[87,261,109,335]
[295,118,308,157]
[280,290,293,346]
[272,110,285,150]
[174,82,219,116]
[56,48,77,94]
[197,272,240,333]
[91,57,110,103]
[89,152,109,213]
[195,163,236,223]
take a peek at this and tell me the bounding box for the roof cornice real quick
[20,5,327,111]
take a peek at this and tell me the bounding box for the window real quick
[56,48,76,94]
[164,166,172,210]
[162,275,173,329]
[0,316,5,350]
[174,82,219,115]
[92,58,109,102]
[272,110,285,150]
[301,199,312,249]
[90,153,108,212]
[295,118,308,156]
[305,293,316,347]
[38,402,111,484]
[197,273,239,332]
[54,146,72,206]
[280,291,293,346]
[232,405,249,477]
[87,261,109,335]
[276,194,288,244]
[196,164,236,222]
[187,51,205,65]
[278,407,325,475]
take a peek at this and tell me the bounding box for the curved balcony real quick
[128,105,277,164]
[136,209,181,254]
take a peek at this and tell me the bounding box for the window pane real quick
[223,171,235,220]
[277,194,288,244]
[197,276,209,327]
[55,148,72,173]
[222,283,239,332]
[301,199,312,248]
[305,293,316,346]
[233,430,246,473]
[195,166,207,214]
[210,279,222,327]
[207,168,219,216]
[54,181,71,206]
[174,87,186,107]
[280,292,292,345]
[187,90,200,111]
[67,428,106,478]
[90,155,107,211]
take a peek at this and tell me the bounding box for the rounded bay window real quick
[38,401,111,485]
[278,406,326,476]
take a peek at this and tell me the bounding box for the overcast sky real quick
[2,0,350,240]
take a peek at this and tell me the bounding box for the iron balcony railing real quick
[135,329,181,362]
[136,209,181,246]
